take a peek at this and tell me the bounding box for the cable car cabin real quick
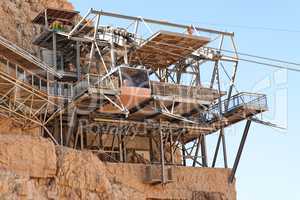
[119,67,151,109]
[96,66,223,121]
[98,67,151,114]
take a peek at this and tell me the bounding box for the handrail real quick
[72,73,116,99]
[0,54,73,98]
[0,56,109,99]
[0,55,269,110]
[206,92,267,121]
[0,35,62,78]
[150,81,218,100]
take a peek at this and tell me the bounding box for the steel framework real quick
[0,8,270,184]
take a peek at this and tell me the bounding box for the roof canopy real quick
[129,30,210,69]
[32,8,79,26]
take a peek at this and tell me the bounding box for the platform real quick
[129,30,210,69]
[32,8,79,26]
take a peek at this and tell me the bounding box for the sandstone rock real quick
[0,117,40,137]
[0,134,236,200]
[55,147,113,199]
[0,0,73,53]
[0,169,57,200]
[0,170,27,199]
[111,183,145,200]
[106,163,236,200]
[0,134,56,178]
[192,191,228,200]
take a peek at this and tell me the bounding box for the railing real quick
[48,82,73,98]
[0,53,116,99]
[0,55,269,114]
[73,74,90,98]
[0,35,61,78]
[73,74,117,99]
[150,81,216,99]
[0,55,47,92]
[41,50,77,76]
[206,92,268,121]
[0,55,73,98]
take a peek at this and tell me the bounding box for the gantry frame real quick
[0,8,270,185]
[50,8,268,184]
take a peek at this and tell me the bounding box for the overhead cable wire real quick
[137,37,300,72]
[219,63,285,130]
[208,47,300,67]
[177,20,300,33]
[234,57,300,72]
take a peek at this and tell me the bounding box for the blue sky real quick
[70,1,300,199]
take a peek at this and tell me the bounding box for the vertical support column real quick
[201,134,208,167]
[209,35,224,89]
[134,20,139,36]
[229,120,252,183]
[88,44,95,73]
[110,39,116,68]
[88,14,101,73]
[122,134,126,162]
[212,130,229,168]
[169,130,175,165]
[195,62,201,86]
[40,114,44,137]
[39,79,42,90]
[53,117,59,142]
[193,135,201,167]
[74,125,79,149]
[216,61,229,168]
[123,42,128,65]
[65,108,77,146]
[52,33,57,70]
[216,65,222,114]
[225,36,239,111]
[60,111,63,145]
[225,62,238,110]
[76,41,81,80]
[118,127,124,162]
[212,132,222,167]
[149,132,154,163]
[210,61,218,89]
[46,72,49,95]
[80,123,84,150]
[134,20,140,44]
[182,143,186,166]
[159,124,166,184]
[221,129,228,168]
[44,9,48,29]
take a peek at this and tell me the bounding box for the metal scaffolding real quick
[0,8,270,184]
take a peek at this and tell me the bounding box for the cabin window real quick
[0,56,7,66]
[120,67,150,88]
[0,56,7,71]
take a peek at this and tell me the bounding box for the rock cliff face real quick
[0,134,113,199]
[0,134,236,200]
[0,0,73,53]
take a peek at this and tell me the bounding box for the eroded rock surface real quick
[55,147,112,199]
[0,0,73,53]
[0,134,236,200]
[0,134,56,178]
